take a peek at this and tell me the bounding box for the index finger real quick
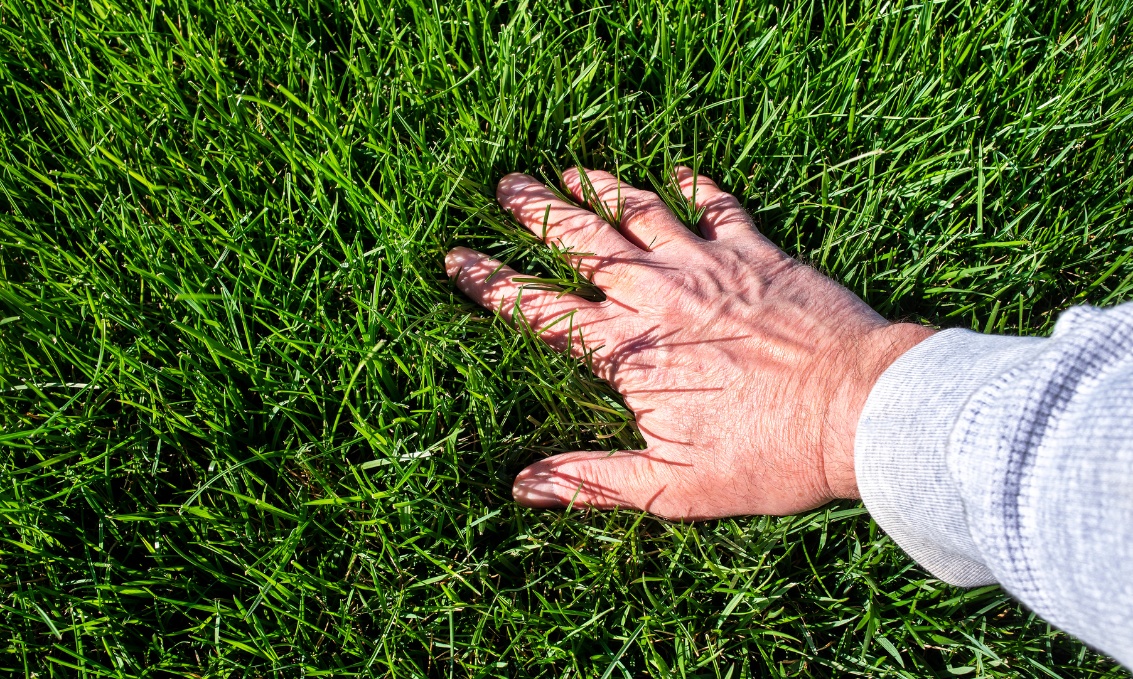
[497,173,644,286]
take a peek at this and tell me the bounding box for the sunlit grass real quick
[1,0,1131,676]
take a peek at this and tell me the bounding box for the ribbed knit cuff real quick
[855,328,1045,586]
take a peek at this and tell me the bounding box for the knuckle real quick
[602,256,653,289]
[680,173,717,195]
[621,192,668,226]
[702,191,740,212]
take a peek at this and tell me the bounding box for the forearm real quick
[856,303,1133,667]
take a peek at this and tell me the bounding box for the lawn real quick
[1,0,1131,676]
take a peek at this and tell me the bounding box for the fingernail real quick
[444,247,474,277]
[512,469,565,509]
[496,172,530,200]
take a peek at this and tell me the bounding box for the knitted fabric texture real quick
[856,304,1133,668]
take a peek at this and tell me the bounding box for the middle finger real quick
[497,172,644,288]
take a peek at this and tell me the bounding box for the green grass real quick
[1,0,1131,675]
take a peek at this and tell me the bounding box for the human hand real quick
[446,168,933,519]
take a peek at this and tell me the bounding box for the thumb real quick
[512,449,697,520]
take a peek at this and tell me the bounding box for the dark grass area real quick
[1,0,1131,675]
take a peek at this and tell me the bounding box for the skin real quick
[445,167,934,519]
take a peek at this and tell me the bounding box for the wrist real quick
[822,322,936,500]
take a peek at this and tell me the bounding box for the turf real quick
[1,0,1131,676]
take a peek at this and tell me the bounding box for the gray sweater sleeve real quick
[856,303,1133,667]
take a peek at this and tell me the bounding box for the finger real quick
[563,168,700,251]
[446,247,611,356]
[674,167,767,243]
[497,173,642,287]
[512,449,706,520]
